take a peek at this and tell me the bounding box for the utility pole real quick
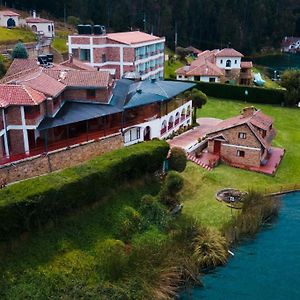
[174,22,178,53]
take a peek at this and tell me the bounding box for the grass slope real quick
[0,27,36,44]
[0,179,160,298]
[181,98,300,226]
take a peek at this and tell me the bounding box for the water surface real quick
[181,192,300,300]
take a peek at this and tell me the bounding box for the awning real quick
[38,101,122,130]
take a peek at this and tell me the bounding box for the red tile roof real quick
[5,58,39,77]
[25,17,53,23]
[215,48,244,57]
[60,58,95,71]
[0,84,45,108]
[241,61,253,69]
[44,69,111,88]
[107,31,162,45]
[0,10,20,16]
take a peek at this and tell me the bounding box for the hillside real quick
[0,27,36,45]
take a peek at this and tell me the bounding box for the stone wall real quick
[0,133,123,184]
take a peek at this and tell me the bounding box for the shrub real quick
[281,70,300,106]
[115,206,142,241]
[159,171,184,207]
[0,140,169,240]
[193,226,228,269]
[169,147,187,172]
[67,16,81,27]
[139,194,170,230]
[11,42,28,59]
[95,239,128,281]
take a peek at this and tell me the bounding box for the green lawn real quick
[51,29,69,54]
[181,98,300,227]
[0,27,36,44]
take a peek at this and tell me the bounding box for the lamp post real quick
[244,89,248,103]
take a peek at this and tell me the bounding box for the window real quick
[52,25,54,32]
[209,77,216,82]
[125,128,140,143]
[87,89,96,99]
[226,60,231,68]
[238,132,246,139]
[220,59,223,64]
[48,25,51,32]
[80,49,91,62]
[237,150,245,157]
[102,54,107,62]
[235,59,237,64]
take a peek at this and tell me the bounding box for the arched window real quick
[168,116,174,130]
[161,120,167,134]
[175,112,180,125]
[48,25,51,32]
[181,108,186,121]
[31,25,37,32]
[186,106,191,116]
[226,60,231,68]
[7,18,16,28]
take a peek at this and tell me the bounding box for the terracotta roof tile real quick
[0,10,20,16]
[5,58,39,77]
[215,48,244,57]
[107,31,162,45]
[26,17,53,23]
[60,58,95,71]
[241,61,253,68]
[0,84,45,107]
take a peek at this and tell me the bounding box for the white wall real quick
[199,76,220,83]
[123,100,193,146]
[0,15,19,27]
[27,22,55,38]
[216,57,241,69]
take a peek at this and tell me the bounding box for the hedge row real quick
[0,140,170,240]
[194,81,285,105]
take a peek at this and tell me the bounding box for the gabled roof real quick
[0,84,45,108]
[44,69,111,88]
[241,61,253,69]
[215,48,244,57]
[60,58,95,71]
[25,17,53,23]
[0,10,20,16]
[5,58,39,77]
[107,31,162,45]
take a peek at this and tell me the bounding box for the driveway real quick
[168,117,222,151]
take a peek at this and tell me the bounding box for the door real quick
[143,126,151,141]
[7,18,16,28]
[213,140,221,154]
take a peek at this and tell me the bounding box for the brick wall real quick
[63,88,110,103]
[0,136,4,159]
[6,106,22,125]
[123,48,135,62]
[0,133,123,184]
[9,130,25,155]
[71,37,90,44]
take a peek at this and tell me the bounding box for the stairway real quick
[186,153,212,171]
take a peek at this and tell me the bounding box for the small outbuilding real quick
[25,11,55,38]
[0,10,20,28]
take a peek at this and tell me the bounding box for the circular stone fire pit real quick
[215,188,246,203]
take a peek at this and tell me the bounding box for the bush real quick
[170,80,285,105]
[139,194,170,230]
[281,70,300,106]
[159,171,184,207]
[169,147,187,172]
[193,226,228,269]
[11,42,28,59]
[115,206,142,241]
[0,140,169,240]
[95,239,128,281]
[67,16,81,27]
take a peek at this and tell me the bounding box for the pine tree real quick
[11,42,28,59]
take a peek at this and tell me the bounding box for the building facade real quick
[0,10,20,28]
[68,31,165,80]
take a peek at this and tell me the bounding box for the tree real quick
[169,147,187,172]
[11,42,28,59]
[0,55,7,78]
[281,70,300,106]
[67,16,81,27]
[185,89,208,124]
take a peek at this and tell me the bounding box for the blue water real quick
[181,192,300,300]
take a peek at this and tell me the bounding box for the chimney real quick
[32,10,36,18]
[241,106,257,118]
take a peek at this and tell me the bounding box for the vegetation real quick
[281,69,300,106]
[0,27,36,44]
[185,88,208,124]
[181,97,300,227]
[10,1,300,53]
[11,42,28,59]
[0,140,169,240]
[252,66,282,90]
[169,147,187,172]
[52,30,69,54]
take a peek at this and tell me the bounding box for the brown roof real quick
[60,58,95,71]
[107,31,162,45]
[0,10,20,16]
[44,69,111,88]
[185,46,202,54]
[241,61,253,69]
[215,48,244,57]
[0,84,45,108]
[5,58,39,77]
[26,17,53,23]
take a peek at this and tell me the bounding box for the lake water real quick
[181,192,300,300]
[251,54,300,77]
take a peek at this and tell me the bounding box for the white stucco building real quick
[0,10,20,28]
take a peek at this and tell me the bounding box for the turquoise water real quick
[181,192,300,300]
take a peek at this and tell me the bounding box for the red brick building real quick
[0,59,193,165]
[204,107,284,174]
[68,31,165,80]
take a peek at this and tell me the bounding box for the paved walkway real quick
[169,117,222,151]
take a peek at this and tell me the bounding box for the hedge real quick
[194,81,285,105]
[0,140,169,240]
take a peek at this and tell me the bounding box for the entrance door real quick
[213,140,221,154]
[143,126,151,141]
[7,18,16,28]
